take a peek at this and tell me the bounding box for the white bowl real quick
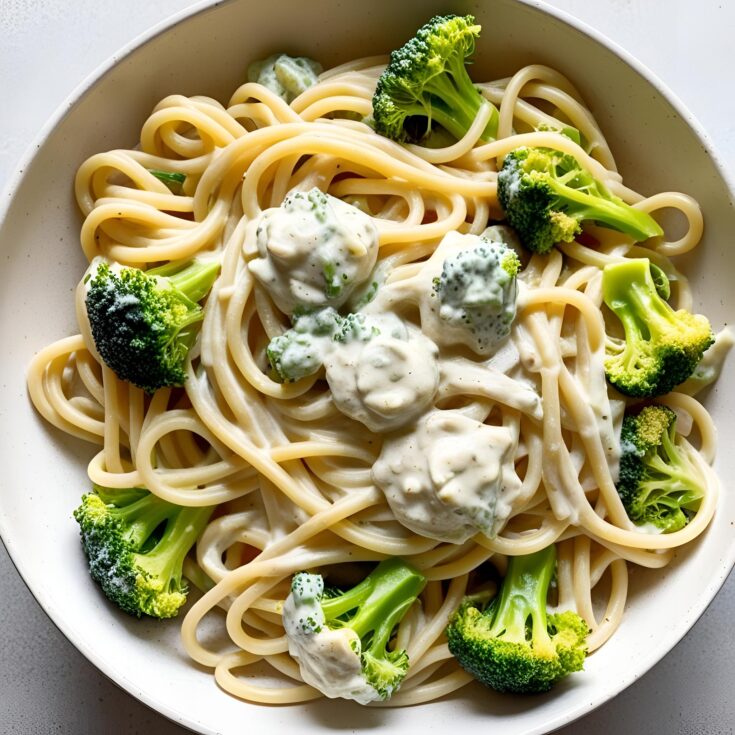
[1,1,733,733]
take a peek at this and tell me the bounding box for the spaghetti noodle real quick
[27,55,722,706]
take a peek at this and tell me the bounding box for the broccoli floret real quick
[446,545,588,694]
[249,187,379,314]
[283,558,426,703]
[602,258,713,397]
[85,258,220,393]
[617,405,705,533]
[73,487,213,619]
[247,53,322,103]
[372,14,499,144]
[333,312,380,343]
[497,147,664,254]
[266,307,380,382]
[433,239,520,354]
[267,307,342,382]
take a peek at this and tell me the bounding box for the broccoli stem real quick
[424,62,498,142]
[544,177,662,241]
[604,258,669,342]
[321,558,425,655]
[155,260,221,304]
[487,545,556,657]
[134,505,213,589]
[114,494,179,550]
[145,260,221,356]
[93,484,148,506]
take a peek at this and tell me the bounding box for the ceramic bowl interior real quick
[1,1,733,733]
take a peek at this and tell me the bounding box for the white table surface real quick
[1,1,733,732]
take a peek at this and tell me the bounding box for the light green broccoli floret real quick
[434,240,521,352]
[266,307,341,382]
[266,307,380,382]
[73,486,213,619]
[248,53,322,103]
[498,147,663,254]
[333,312,380,343]
[602,258,714,397]
[284,559,426,702]
[446,545,588,694]
[534,121,583,147]
[617,405,705,532]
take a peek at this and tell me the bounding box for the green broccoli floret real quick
[267,307,342,382]
[248,53,322,103]
[497,147,663,254]
[446,545,588,694]
[266,307,380,382]
[617,405,705,533]
[73,487,213,619]
[434,239,520,353]
[372,14,499,144]
[285,559,426,701]
[85,258,220,393]
[602,258,713,397]
[333,312,380,343]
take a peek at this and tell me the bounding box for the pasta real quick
[27,43,724,707]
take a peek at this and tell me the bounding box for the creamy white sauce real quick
[324,314,440,432]
[372,410,523,543]
[497,154,523,201]
[481,224,523,252]
[634,522,666,536]
[247,200,548,540]
[679,326,734,395]
[248,188,379,314]
[379,231,520,356]
[439,357,542,420]
[282,573,379,705]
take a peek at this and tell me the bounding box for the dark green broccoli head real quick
[603,258,713,398]
[446,546,588,694]
[73,487,213,619]
[373,14,498,143]
[85,259,219,393]
[497,147,664,254]
[617,405,705,532]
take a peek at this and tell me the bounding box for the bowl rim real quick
[1,1,734,733]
